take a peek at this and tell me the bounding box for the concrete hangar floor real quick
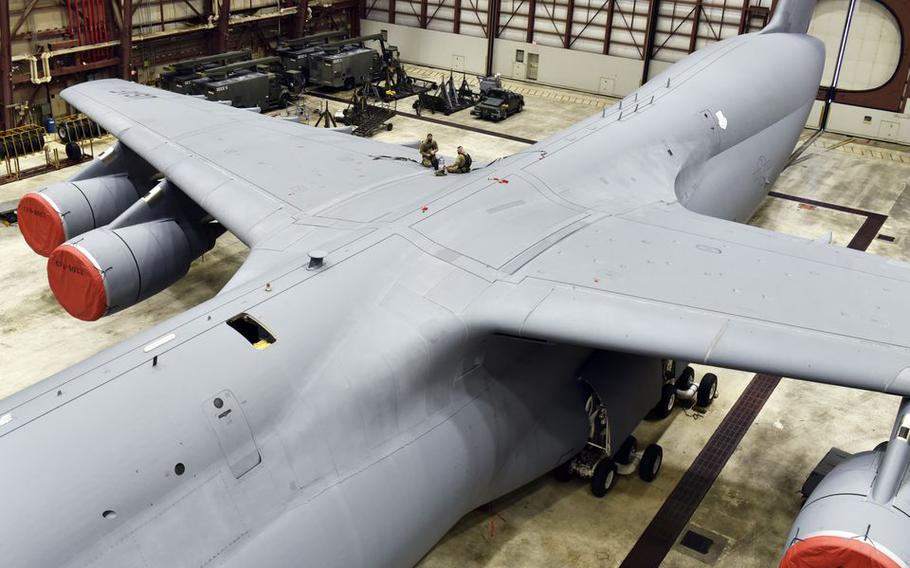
[2,66,909,567]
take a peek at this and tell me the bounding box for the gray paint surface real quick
[5,1,909,566]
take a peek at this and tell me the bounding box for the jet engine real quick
[46,181,222,321]
[18,143,154,256]
[19,175,141,256]
[780,411,910,568]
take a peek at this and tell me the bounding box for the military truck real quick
[276,30,351,90]
[203,72,291,111]
[308,47,381,89]
[471,88,525,121]
[276,45,328,90]
[159,50,252,93]
[304,33,395,90]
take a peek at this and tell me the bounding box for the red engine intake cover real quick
[780,535,902,568]
[18,193,66,257]
[46,244,108,321]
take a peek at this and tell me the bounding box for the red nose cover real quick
[47,244,107,321]
[780,536,902,568]
[18,192,66,256]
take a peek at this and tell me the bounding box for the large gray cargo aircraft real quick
[4,1,908,566]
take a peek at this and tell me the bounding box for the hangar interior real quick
[2,0,910,567]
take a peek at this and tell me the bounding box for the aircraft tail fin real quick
[761,0,817,35]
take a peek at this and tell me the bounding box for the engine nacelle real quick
[18,175,142,256]
[781,428,910,568]
[47,218,219,321]
[17,142,159,256]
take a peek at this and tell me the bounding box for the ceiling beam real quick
[640,0,660,84]
[563,0,574,48]
[0,0,12,129]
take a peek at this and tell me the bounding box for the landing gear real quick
[697,373,718,408]
[591,457,617,497]
[615,435,637,465]
[652,384,677,419]
[676,366,695,390]
[673,365,718,409]
[639,444,663,482]
[555,393,664,496]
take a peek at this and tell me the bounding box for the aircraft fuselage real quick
[0,29,824,567]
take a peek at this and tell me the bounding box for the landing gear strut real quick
[556,393,664,498]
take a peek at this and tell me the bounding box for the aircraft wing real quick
[476,200,910,396]
[61,79,421,247]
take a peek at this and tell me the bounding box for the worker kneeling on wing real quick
[419,133,438,169]
[437,146,471,176]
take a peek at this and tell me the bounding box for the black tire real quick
[591,457,617,498]
[386,123,393,131]
[65,141,82,161]
[697,373,718,407]
[639,444,663,482]
[652,384,677,419]
[615,435,637,465]
[554,459,574,482]
[343,78,354,91]
[676,366,695,390]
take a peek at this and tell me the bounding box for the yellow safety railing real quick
[1,124,47,180]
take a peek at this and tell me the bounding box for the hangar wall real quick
[810,0,910,144]
[364,0,910,144]
[363,20,643,97]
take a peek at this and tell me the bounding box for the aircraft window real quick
[226,314,276,350]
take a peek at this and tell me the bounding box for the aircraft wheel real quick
[591,457,617,498]
[697,373,718,407]
[65,141,82,161]
[639,444,663,482]
[554,459,574,482]
[652,384,677,419]
[615,435,637,466]
[676,366,695,390]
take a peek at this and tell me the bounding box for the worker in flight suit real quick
[419,133,439,169]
